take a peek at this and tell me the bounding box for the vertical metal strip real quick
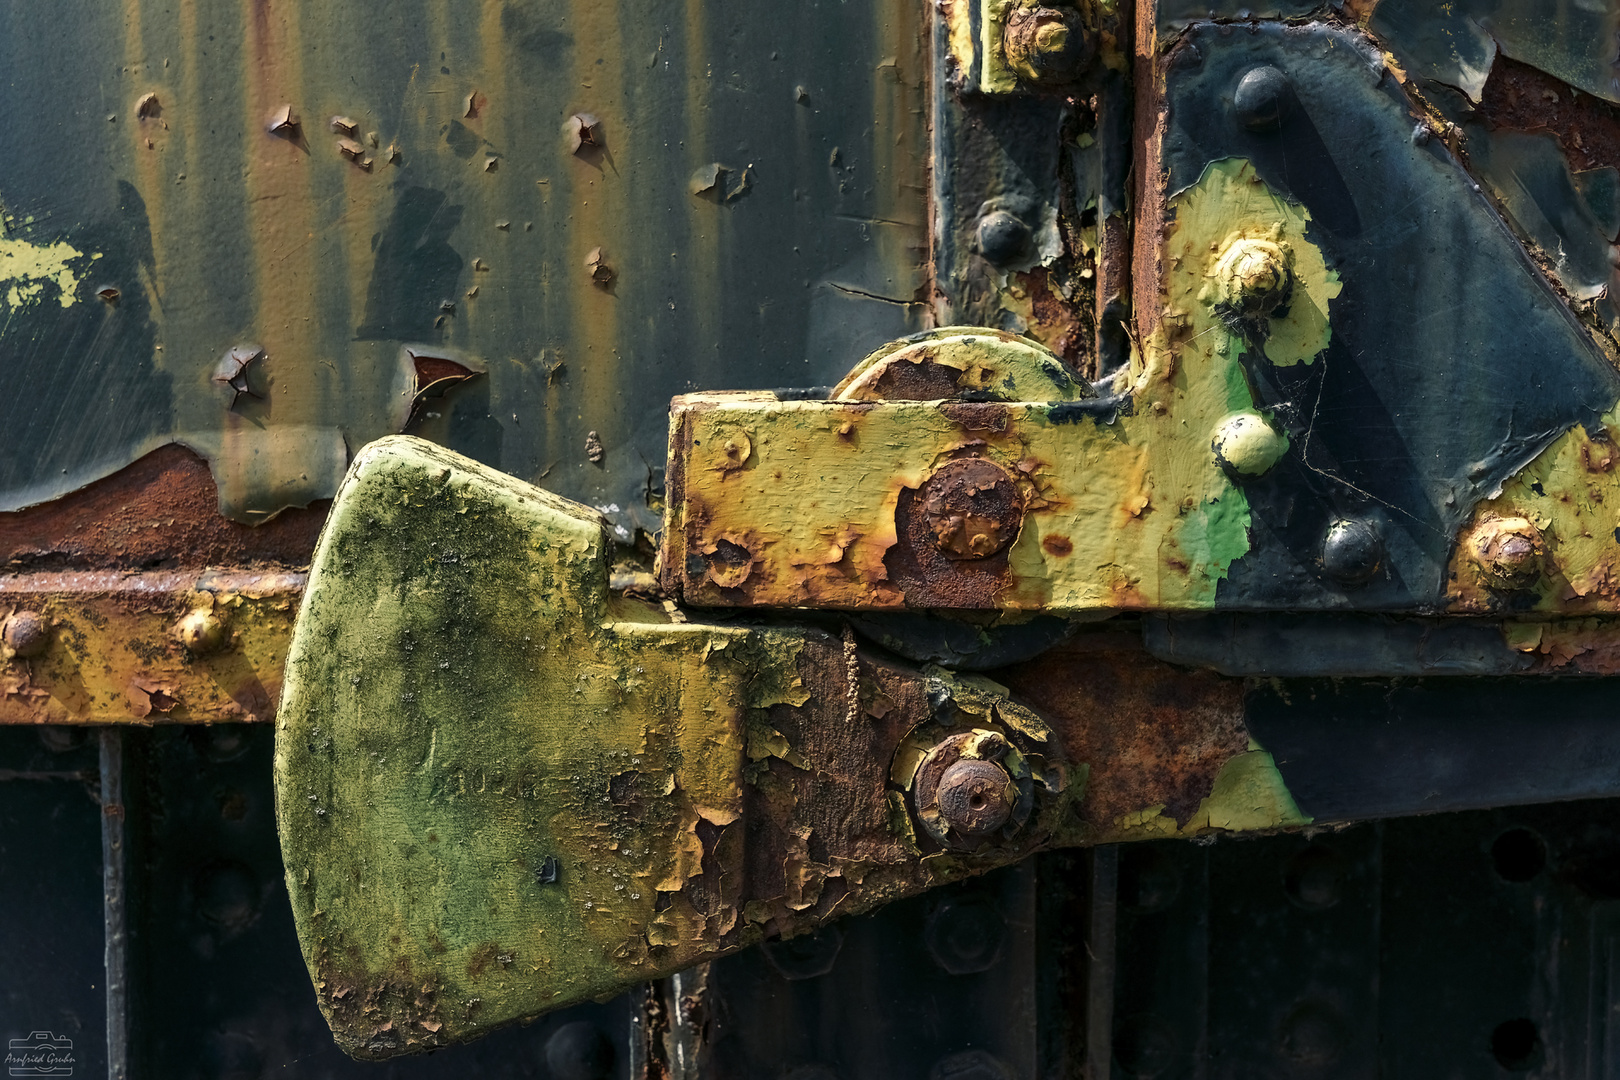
[1086,845,1119,1080]
[99,729,128,1080]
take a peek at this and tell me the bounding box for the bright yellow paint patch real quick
[1170,157,1341,368]
[0,235,99,311]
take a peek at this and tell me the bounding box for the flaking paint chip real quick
[337,137,366,162]
[585,430,605,464]
[330,115,359,138]
[136,92,160,120]
[268,104,298,136]
[565,113,603,156]
[585,247,614,288]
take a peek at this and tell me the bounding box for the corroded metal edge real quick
[0,569,302,724]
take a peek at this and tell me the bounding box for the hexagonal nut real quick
[761,925,844,981]
[174,609,228,655]
[925,894,1007,976]
[911,728,1033,849]
[1466,514,1544,590]
[2,610,50,659]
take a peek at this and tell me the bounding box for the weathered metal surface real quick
[1157,22,1620,609]
[275,436,1090,1056]
[0,0,929,540]
[274,435,1332,1056]
[662,308,1287,613]
[0,569,299,725]
[1369,0,1620,105]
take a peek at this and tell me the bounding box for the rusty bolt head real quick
[1002,6,1092,85]
[1466,514,1544,590]
[936,758,1016,837]
[922,458,1025,561]
[174,609,228,655]
[3,611,49,659]
[911,729,1030,849]
[1213,238,1293,325]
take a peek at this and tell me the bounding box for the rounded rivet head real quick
[711,423,753,471]
[3,610,49,659]
[976,210,1032,267]
[1321,518,1383,586]
[1211,412,1287,477]
[174,609,227,655]
[1233,65,1291,131]
[1213,238,1293,325]
[922,458,1025,561]
[1466,514,1544,590]
[1002,6,1092,84]
[545,1021,614,1080]
[936,758,1015,836]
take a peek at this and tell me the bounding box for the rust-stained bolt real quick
[710,424,753,471]
[912,729,1027,849]
[921,458,1025,560]
[1002,5,1092,85]
[1211,411,1286,478]
[1466,514,1544,590]
[976,210,1031,267]
[1233,65,1291,132]
[3,611,49,659]
[1212,237,1293,329]
[174,609,228,655]
[936,758,1016,836]
[1321,518,1383,586]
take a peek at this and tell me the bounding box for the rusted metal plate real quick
[0,569,300,724]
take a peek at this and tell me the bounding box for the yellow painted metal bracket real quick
[275,436,1107,1058]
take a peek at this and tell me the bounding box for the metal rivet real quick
[936,758,1015,835]
[1001,6,1092,84]
[195,860,260,932]
[3,611,49,659]
[545,1020,614,1080]
[761,924,844,980]
[1283,843,1344,910]
[174,609,228,655]
[921,458,1025,560]
[976,210,1031,267]
[1465,514,1543,590]
[1211,412,1286,477]
[1212,237,1293,330]
[925,895,1006,975]
[1321,518,1383,586]
[1233,65,1291,131]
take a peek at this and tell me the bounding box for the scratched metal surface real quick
[0,0,928,537]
